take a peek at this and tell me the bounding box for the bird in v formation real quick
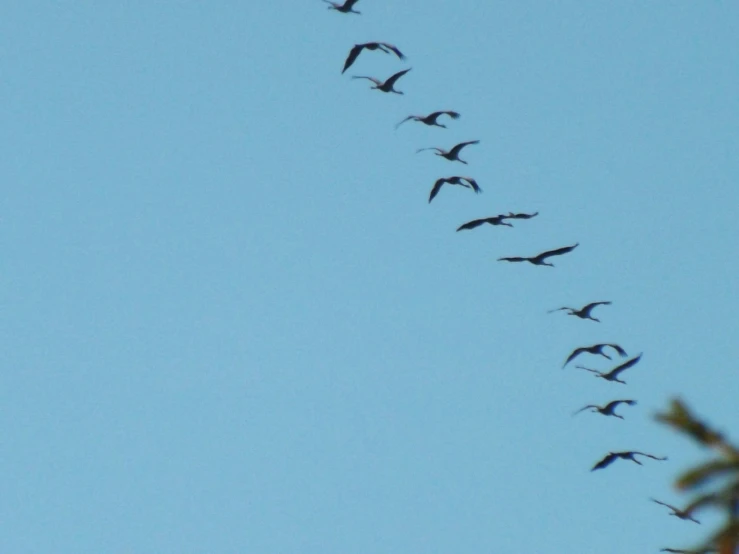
[650,498,701,524]
[416,140,480,164]
[548,301,611,322]
[576,353,643,385]
[342,42,405,73]
[428,176,481,203]
[396,110,460,130]
[326,12,674,532]
[591,451,668,471]
[562,343,628,368]
[352,68,412,95]
[573,399,636,419]
[498,243,579,267]
[323,0,361,14]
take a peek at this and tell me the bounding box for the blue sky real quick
[2,2,738,553]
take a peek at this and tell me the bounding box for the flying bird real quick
[429,176,481,203]
[396,110,460,130]
[416,140,480,164]
[504,211,539,220]
[562,343,627,368]
[548,301,612,322]
[456,215,512,231]
[650,498,701,524]
[323,0,361,13]
[573,399,636,419]
[576,353,643,384]
[591,451,667,471]
[342,42,405,73]
[497,243,579,267]
[352,68,411,94]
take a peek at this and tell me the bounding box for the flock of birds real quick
[322,1,710,552]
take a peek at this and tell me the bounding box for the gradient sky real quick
[2,2,738,553]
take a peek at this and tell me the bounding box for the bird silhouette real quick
[576,353,643,384]
[429,176,481,203]
[498,243,579,267]
[456,215,512,231]
[504,211,539,220]
[548,301,611,322]
[573,399,636,419]
[563,343,627,368]
[396,110,460,130]
[591,451,667,471]
[323,0,361,14]
[416,140,480,164]
[650,498,701,524]
[342,42,405,73]
[352,68,411,94]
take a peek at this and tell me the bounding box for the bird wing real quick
[395,115,416,129]
[461,177,481,193]
[563,347,586,367]
[379,43,405,59]
[603,343,628,357]
[351,75,381,85]
[605,353,642,378]
[547,306,572,313]
[591,453,617,471]
[456,218,487,231]
[497,256,527,263]
[429,179,447,203]
[605,399,636,411]
[448,139,480,157]
[342,44,365,73]
[582,301,611,315]
[344,0,360,7]
[384,67,411,87]
[535,242,579,261]
[429,110,461,122]
[416,147,441,154]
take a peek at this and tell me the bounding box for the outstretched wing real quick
[536,242,579,261]
[384,67,411,87]
[460,177,481,193]
[603,343,628,357]
[605,353,642,378]
[344,0,361,8]
[563,347,586,368]
[342,44,365,73]
[379,42,405,59]
[448,139,480,157]
[429,110,461,122]
[416,147,441,154]
[395,115,417,129]
[591,453,618,471]
[547,306,572,314]
[456,218,487,231]
[582,301,611,315]
[497,256,527,263]
[605,399,636,412]
[429,178,447,203]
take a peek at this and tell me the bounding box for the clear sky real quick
[2,2,738,553]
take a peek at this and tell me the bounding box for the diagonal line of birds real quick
[322,1,688,549]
